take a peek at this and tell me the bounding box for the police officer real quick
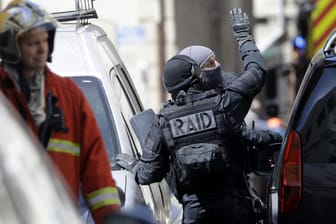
[116,8,281,223]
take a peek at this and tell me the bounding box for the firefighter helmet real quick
[0,0,59,64]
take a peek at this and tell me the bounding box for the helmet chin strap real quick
[17,62,31,102]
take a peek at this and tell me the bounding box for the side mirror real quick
[250,142,281,176]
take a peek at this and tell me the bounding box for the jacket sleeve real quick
[226,40,267,98]
[132,116,170,185]
[133,142,170,185]
[241,124,283,146]
[216,40,267,130]
[79,90,121,224]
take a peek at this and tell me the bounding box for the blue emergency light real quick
[293,36,307,50]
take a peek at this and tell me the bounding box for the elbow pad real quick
[240,41,267,72]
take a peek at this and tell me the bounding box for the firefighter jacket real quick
[0,65,121,224]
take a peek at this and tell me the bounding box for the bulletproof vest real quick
[160,90,230,149]
[160,90,246,187]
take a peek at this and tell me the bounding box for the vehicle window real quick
[98,39,121,69]
[71,76,120,166]
[109,66,143,155]
[298,67,336,163]
[110,67,136,119]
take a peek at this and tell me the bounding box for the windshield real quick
[71,76,120,168]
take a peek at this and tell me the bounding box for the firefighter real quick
[0,1,120,223]
[116,8,282,223]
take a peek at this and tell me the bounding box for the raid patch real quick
[169,110,216,138]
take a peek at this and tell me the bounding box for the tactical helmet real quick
[0,0,59,64]
[162,54,203,93]
[179,45,215,68]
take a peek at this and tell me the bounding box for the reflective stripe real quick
[47,138,80,156]
[85,187,121,210]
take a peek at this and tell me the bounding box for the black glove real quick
[229,8,254,47]
[115,153,139,173]
[242,128,283,146]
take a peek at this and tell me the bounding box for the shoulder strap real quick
[189,89,221,102]
[0,67,29,123]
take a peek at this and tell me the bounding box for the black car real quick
[266,30,336,224]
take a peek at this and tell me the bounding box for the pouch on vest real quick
[130,109,161,160]
[174,143,228,187]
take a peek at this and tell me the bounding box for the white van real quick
[49,1,182,223]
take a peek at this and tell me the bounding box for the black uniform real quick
[129,41,267,224]
[116,8,282,224]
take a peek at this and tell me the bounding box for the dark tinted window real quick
[71,76,120,167]
[298,67,336,163]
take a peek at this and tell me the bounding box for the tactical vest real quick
[161,94,223,147]
[160,90,244,187]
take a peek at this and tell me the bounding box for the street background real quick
[0,0,329,120]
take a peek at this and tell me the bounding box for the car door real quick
[268,48,336,223]
[108,56,173,223]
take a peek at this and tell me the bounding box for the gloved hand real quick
[229,8,254,47]
[242,128,283,146]
[116,153,139,173]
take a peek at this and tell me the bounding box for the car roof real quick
[49,24,121,77]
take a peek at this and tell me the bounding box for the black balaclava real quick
[179,45,223,90]
[202,63,223,90]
